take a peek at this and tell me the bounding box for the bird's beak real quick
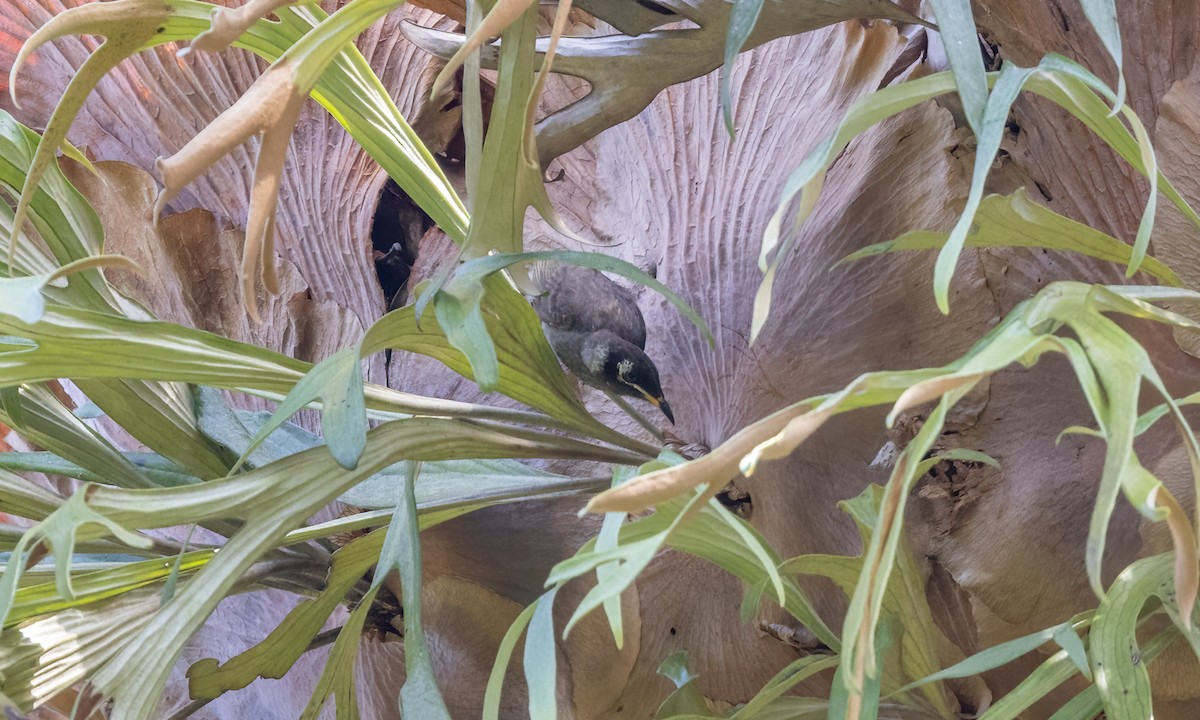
[653,397,675,424]
[634,384,675,424]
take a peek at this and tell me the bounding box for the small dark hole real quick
[371,179,430,311]
[716,482,752,519]
[669,627,676,636]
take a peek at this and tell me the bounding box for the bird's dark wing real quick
[530,263,647,348]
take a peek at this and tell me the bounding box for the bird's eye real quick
[617,359,634,381]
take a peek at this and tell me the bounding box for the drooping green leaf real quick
[708,497,784,605]
[524,586,560,720]
[755,61,1199,338]
[1077,0,1124,111]
[550,487,710,638]
[1071,309,1187,604]
[552,526,679,636]
[483,598,539,720]
[375,463,452,720]
[931,61,1038,313]
[434,279,499,391]
[1051,623,1091,680]
[926,0,986,135]
[674,504,840,646]
[897,615,1091,694]
[300,584,380,720]
[785,483,959,713]
[755,78,941,341]
[720,0,766,136]
[595,467,633,648]
[1018,55,1171,277]
[841,189,1182,286]
[566,478,839,651]
[233,346,366,471]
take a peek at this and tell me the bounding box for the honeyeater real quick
[529,262,674,424]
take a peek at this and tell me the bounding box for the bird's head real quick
[602,342,674,424]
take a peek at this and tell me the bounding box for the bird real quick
[528,262,674,424]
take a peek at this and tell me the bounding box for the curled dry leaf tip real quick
[887,373,985,427]
[47,253,150,283]
[1152,486,1199,627]
[588,401,819,513]
[740,407,833,476]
